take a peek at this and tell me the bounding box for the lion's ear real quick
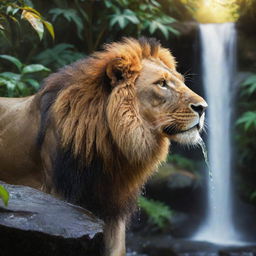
[106,58,124,86]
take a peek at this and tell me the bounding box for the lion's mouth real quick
[163,124,200,136]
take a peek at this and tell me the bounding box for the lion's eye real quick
[157,80,168,88]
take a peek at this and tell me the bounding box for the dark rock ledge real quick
[0,182,103,256]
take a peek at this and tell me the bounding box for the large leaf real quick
[0,55,22,71]
[22,64,50,74]
[21,10,44,40]
[42,20,55,39]
[0,185,9,206]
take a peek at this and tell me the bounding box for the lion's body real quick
[0,96,42,188]
[0,38,206,256]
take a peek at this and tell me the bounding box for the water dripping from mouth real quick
[198,137,215,209]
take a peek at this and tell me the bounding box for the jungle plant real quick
[106,0,179,39]
[236,73,256,151]
[34,43,85,71]
[0,55,50,96]
[236,73,256,204]
[138,196,173,229]
[48,0,179,53]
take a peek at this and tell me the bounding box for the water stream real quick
[194,23,238,244]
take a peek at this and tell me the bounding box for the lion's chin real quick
[170,127,201,145]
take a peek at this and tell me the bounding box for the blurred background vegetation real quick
[0,0,256,233]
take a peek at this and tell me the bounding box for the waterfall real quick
[194,23,238,244]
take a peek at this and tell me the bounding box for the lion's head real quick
[135,58,207,145]
[104,38,207,159]
[41,37,206,171]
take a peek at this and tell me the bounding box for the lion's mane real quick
[36,38,175,221]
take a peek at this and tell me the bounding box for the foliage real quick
[236,73,256,204]
[138,196,173,229]
[34,43,85,71]
[236,73,256,145]
[240,74,256,96]
[106,0,179,39]
[167,153,196,171]
[0,55,50,96]
[236,111,256,131]
[0,0,183,98]
[0,0,54,40]
[0,185,9,206]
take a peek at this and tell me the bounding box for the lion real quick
[0,38,207,256]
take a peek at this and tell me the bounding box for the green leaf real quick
[242,75,256,86]
[236,111,256,131]
[22,64,50,74]
[0,55,23,71]
[25,78,40,89]
[138,196,172,229]
[21,10,44,40]
[0,72,20,81]
[42,20,55,39]
[0,185,9,206]
[149,21,157,34]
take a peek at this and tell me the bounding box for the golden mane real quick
[35,38,176,219]
[48,38,175,169]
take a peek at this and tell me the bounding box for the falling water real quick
[194,23,238,244]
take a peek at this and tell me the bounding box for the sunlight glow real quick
[182,0,240,23]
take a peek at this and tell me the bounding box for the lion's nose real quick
[190,102,207,117]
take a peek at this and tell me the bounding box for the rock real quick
[148,164,198,191]
[0,182,103,256]
[146,164,202,213]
